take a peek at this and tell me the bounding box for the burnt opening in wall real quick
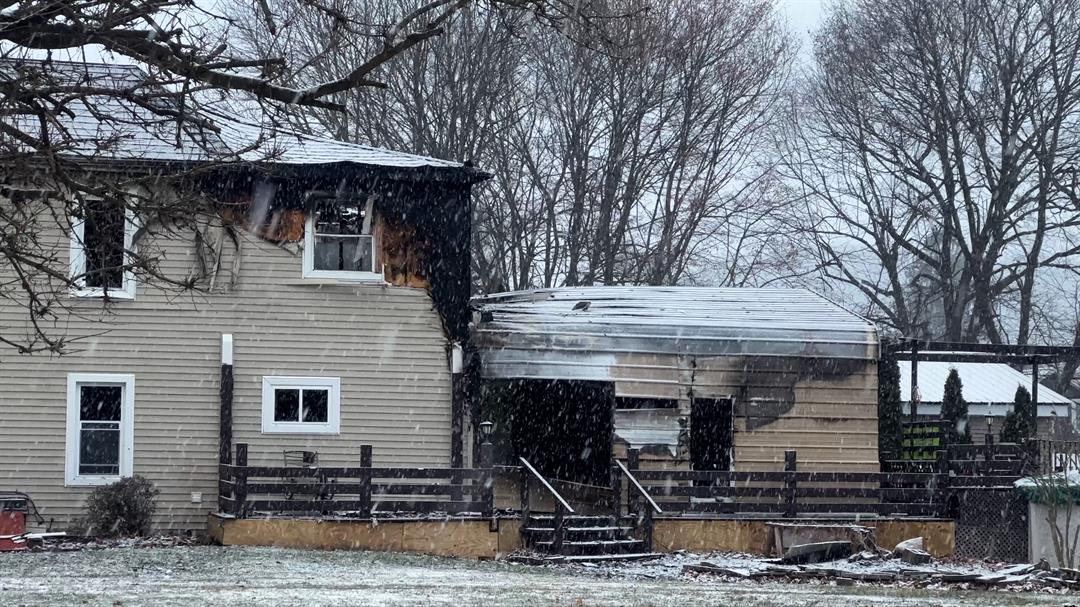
[690,397,734,472]
[488,379,614,486]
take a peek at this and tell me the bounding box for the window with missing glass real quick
[70,198,137,298]
[302,199,380,279]
[261,377,340,434]
[65,373,135,486]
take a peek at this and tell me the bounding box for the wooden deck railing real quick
[628,450,1020,518]
[218,443,496,518]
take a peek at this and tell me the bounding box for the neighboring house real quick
[472,286,880,481]
[0,61,486,530]
[899,362,1077,443]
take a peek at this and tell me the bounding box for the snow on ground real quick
[0,546,1068,607]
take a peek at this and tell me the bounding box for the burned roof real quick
[2,59,477,178]
[472,287,878,381]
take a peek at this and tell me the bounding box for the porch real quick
[208,442,1029,561]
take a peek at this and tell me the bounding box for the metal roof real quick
[3,60,466,171]
[899,361,1072,417]
[473,287,878,380]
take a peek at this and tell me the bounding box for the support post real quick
[359,445,372,519]
[1032,361,1040,440]
[910,343,920,421]
[784,450,797,518]
[219,334,234,465]
[553,503,566,553]
[479,440,494,519]
[935,448,952,518]
[519,466,531,531]
[233,443,248,518]
[628,448,641,516]
[643,503,654,553]
[611,463,622,520]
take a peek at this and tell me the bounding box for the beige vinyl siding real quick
[610,353,878,472]
[0,219,452,530]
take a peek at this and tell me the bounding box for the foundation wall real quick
[652,518,954,557]
[210,514,951,559]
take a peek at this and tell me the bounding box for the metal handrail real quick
[518,457,575,514]
[615,460,662,514]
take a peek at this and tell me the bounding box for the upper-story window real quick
[302,200,381,281]
[69,198,137,298]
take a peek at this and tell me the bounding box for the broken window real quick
[615,397,678,410]
[70,198,136,298]
[65,373,134,486]
[303,198,379,278]
[261,377,340,434]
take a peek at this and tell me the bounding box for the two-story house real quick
[0,60,485,531]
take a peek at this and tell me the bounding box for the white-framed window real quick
[302,199,382,281]
[261,377,341,434]
[69,199,137,298]
[65,373,135,487]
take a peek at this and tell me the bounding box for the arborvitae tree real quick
[941,368,972,444]
[1001,385,1034,444]
[878,349,903,461]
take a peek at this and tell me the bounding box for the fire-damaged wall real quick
[203,168,476,467]
[473,287,881,475]
[608,354,879,473]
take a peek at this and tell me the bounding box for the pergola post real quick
[1031,360,1040,438]
[910,343,919,421]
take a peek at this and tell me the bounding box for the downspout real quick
[451,342,465,468]
[220,334,234,465]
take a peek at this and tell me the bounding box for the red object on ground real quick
[0,494,29,551]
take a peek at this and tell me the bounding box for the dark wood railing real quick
[519,456,575,551]
[629,450,1019,518]
[614,454,661,551]
[218,443,496,518]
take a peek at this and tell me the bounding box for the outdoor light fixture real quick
[479,420,494,440]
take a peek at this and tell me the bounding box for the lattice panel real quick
[954,489,1028,563]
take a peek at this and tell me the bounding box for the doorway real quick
[690,397,734,471]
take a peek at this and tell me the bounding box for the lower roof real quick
[473,287,878,380]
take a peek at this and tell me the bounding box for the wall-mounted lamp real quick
[479,420,495,443]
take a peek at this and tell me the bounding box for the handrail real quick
[518,457,575,514]
[615,460,662,514]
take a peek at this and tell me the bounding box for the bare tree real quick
[504,0,795,288]
[786,0,1080,344]
[0,0,594,353]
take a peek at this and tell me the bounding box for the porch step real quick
[523,526,635,542]
[511,552,664,565]
[534,538,648,556]
[524,512,649,557]
[528,514,616,525]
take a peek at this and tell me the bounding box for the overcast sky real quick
[780,0,826,56]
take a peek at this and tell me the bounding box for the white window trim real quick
[65,373,135,487]
[261,376,341,435]
[301,214,383,282]
[69,207,138,299]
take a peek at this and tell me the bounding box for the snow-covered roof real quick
[899,361,1072,417]
[3,60,468,173]
[473,287,878,380]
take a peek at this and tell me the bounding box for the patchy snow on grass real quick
[0,546,1068,606]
